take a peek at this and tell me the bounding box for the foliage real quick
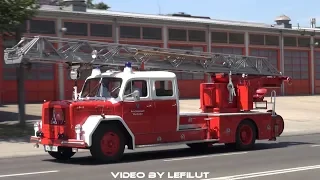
[87,0,110,10]
[94,2,110,10]
[0,0,40,34]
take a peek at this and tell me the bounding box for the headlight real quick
[33,121,40,131]
[75,124,82,133]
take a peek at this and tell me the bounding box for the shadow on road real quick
[43,141,314,166]
[0,121,36,143]
[0,111,40,122]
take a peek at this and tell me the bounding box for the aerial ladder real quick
[4,36,292,113]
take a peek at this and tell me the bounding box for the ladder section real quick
[4,36,281,76]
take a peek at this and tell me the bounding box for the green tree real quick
[0,0,40,126]
[94,2,110,10]
[0,0,40,34]
[87,0,110,10]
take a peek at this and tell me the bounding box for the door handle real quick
[146,104,152,108]
[172,104,177,107]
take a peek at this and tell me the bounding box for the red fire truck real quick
[4,36,291,163]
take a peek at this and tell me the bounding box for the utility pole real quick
[15,26,25,127]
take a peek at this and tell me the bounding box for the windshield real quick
[80,77,122,98]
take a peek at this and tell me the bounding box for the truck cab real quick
[77,63,180,136]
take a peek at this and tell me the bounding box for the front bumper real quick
[30,136,87,148]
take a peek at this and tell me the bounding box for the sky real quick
[93,0,319,27]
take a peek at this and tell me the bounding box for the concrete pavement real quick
[0,95,320,158]
[0,134,320,179]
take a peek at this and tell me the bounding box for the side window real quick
[155,80,173,97]
[124,80,148,97]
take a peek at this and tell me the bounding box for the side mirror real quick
[132,90,140,101]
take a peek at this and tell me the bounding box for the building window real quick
[229,33,244,44]
[90,23,112,37]
[169,45,204,80]
[211,31,227,43]
[250,49,278,69]
[30,19,56,34]
[212,47,243,55]
[64,22,88,36]
[26,63,54,80]
[265,35,279,46]
[168,29,187,41]
[120,26,140,39]
[188,30,205,42]
[284,36,297,47]
[2,39,17,80]
[20,21,27,33]
[249,34,264,45]
[142,27,162,40]
[315,51,320,80]
[283,50,309,79]
[297,37,310,47]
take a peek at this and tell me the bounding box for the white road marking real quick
[163,152,247,162]
[0,170,59,178]
[202,165,320,180]
[310,144,320,147]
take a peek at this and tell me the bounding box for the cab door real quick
[122,79,154,134]
[152,79,178,133]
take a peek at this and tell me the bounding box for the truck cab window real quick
[124,80,148,97]
[81,78,100,97]
[155,80,173,96]
[81,77,122,98]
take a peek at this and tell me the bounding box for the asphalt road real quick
[1,134,320,180]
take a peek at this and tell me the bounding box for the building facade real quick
[1,4,320,104]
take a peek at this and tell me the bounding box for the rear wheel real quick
[48,147,75,160]
[90,124,125,163]
[234,120,257,150]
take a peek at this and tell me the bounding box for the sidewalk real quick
[0,95,320,158]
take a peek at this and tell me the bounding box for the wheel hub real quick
[100,132,120,156]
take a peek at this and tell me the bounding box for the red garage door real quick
[283,50,310,95]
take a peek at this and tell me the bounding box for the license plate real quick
[44,145,58,152]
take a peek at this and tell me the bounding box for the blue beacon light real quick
[125,62,132,68]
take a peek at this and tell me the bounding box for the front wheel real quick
[48,147,75,160]
[90,125,125,163]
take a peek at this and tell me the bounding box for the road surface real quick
[1,133,320,180]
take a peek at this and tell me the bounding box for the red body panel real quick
[122,100,154,134]
[207,114,273,143]
[153,99,178,133]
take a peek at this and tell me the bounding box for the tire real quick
[48,147,75,160]
[235,120,257,150]
[90,124,125,163]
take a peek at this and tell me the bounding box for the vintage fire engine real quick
[4,36,291,162]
